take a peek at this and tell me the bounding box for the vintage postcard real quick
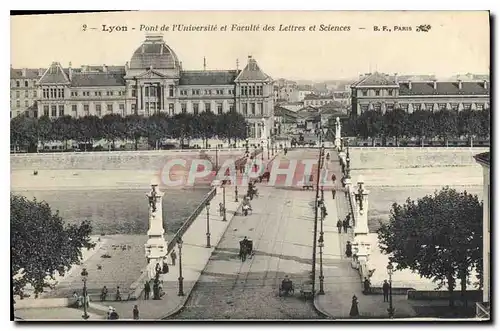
[10,11,490,321]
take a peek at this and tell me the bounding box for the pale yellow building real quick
[10,35,274,140]
[351,72,490,116]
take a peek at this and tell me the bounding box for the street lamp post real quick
[267,138,270,159]
[387,262,395,318]
[177,239,185,296]
[222,184,227,222]
[245,138,249,158]
[215,144,219,171]
[318,201,325,295]
[311,147,323,296]
[81,268,89,320]
[235,184,239,202]
[205,202,211,248]
[261,141,264,161]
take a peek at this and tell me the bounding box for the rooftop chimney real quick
[394,72,398,84]
[68,62,72,80]
[484,80,488,89]
[125,61,129,71]
[102,64,107,72]
[458,79,462,90]
[38,68,43,76]
[433,79,437,90]
[408,80,412,90]
[21,68,27,77]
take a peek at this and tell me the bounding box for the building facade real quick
[10,35,274,140]
[351,72,490,116]
[474,152,490,318]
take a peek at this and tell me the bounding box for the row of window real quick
[242,103,264,116]
[13,99,33,108]
[43,88,65,99]
[70,90,126,97]
[240,86,263,96]
[14,80,35,88]
[305,100,331,106]
[180,89,232,96]
[42,103,126,117]
[360,102,486,112]
[14,90,37,99]
[361,89,394,97]
[140,85,174,98]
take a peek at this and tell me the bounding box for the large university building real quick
[351,72,490,116]
[10,35,274,140]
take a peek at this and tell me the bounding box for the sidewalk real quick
[313,154,417,319]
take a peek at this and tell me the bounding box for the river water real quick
[13,188,211,235]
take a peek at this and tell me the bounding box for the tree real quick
[125,115,146,150]
[377,187,483,307]
[458,109,482,147]
[384,109,408,146]
[11,195,94,298]
[356,110,384,146]
[409,110,434,147]
[433,109,458,147]
[52,116,76,150]
[102,114,125,150]
[198,111,217,148]
[171,113,193,148]
[479,107,490,140]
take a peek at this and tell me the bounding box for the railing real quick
[476,302,490,319]
[166,188,217,254]
[10,148,247,157]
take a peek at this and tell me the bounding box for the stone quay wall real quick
[348,147,489,170]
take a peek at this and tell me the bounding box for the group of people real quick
[336,215,351,234]
[99,286,122,302]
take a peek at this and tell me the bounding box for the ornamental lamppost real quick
[81,268,89,320]
[387,262,395,318]
[245,138,249,158]
[318,201,325,295]
[235,184,239,202]
[205,202,211,248]
[177,239,185,296]
[267,137,270,159]
[222,183,227,222]
[261,141,264,161]
[215,144,219,171]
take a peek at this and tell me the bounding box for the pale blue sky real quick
[10,11,490,81]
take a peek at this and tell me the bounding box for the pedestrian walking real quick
[349,295,360,317]
[343,217,349,233]
[321,205,328,219]
[219,202,225,216]
[115,286,122,301]
[363,277,371,294]
[332,188,336,199]
[170,250,177,266]
[144,281,151,300]
[345,241,352,258]
[133,305,139,320]
[101,286,108,301]
[383,280,390,302]
[162,261,169,274]
[337,220,342,234]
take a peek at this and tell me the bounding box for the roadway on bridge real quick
[173,149,325,319]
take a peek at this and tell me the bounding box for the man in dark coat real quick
[363,277,371,294]
[133,305,139,320]
[144,281,150,300]
[383,280,390,302]
[343,216,350,233]
[349,295,359,317]
[337,220,342,233]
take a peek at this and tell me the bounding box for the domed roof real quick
[129,35,180,70]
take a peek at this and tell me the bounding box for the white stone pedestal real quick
[144,184,167,271]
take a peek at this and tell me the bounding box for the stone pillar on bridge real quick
[334,117,342,150]
[352,176,371,278]
[145,183,167,279]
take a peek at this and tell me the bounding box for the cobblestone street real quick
[171,166,324,319]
